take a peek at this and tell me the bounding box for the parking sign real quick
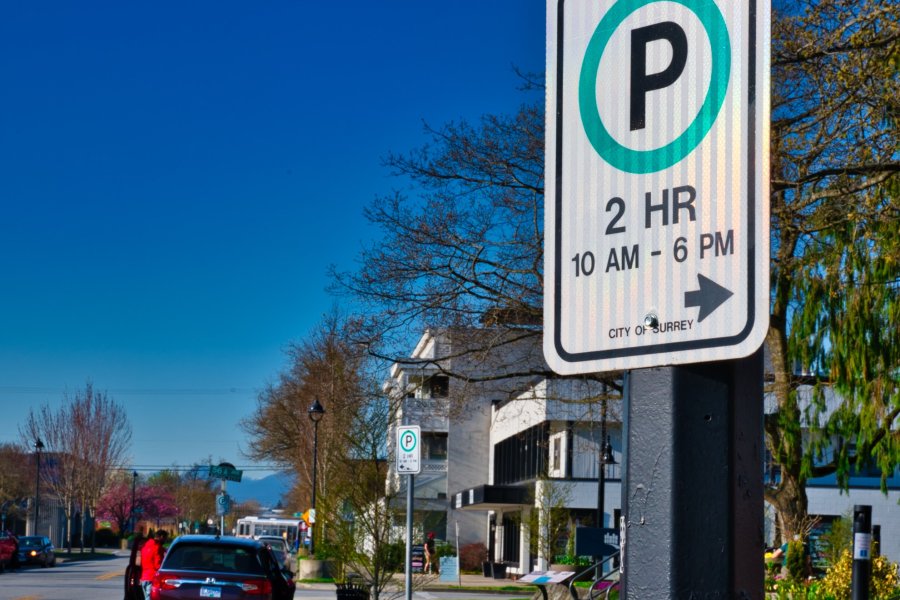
[544,0,769,373]
[396,425,421,474]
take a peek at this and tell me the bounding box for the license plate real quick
[200,586,222,598]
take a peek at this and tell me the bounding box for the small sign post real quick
[397,426,421,600]
[215,492,232,516]
[209,462,240,535]
[396,426,421,475]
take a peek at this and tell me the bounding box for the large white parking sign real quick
[544,0,769,374]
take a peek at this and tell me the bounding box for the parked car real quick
[16,535,56,567]
[0,530,17,572]
[255,536,292,572]
[148,535,295,600]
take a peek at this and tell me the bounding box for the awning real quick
[451,484,532,511]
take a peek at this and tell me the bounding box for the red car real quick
[149,535,295,600]
[0,530,17,572]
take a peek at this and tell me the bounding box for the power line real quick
[0,386,256,396]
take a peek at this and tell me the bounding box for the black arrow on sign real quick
[684,274,733,323]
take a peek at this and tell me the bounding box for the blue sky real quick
[0,1,545,477]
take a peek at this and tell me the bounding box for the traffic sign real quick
[396,425,421,474]
[215,492,232,516]
[208,463,243,482]
[544,0,769,373]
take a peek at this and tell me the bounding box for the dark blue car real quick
[16,536,56,568]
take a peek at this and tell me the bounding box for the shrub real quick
[820,548,900,600]
[819,515,852,567]
[94,528,118,548]
[459,543,488,571]
[785,539,807,583]
[435,540,455,559]
[382,541,404,571]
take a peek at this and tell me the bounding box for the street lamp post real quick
[597,434,615,525]
[131,471,138,534]
[308,398,326,557]
[597,400,616,577]
[34,439,44,536]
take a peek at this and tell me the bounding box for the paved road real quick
[296,584,530,600]
[0,552,130,600]
[0,554,528,600]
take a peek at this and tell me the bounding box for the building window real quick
[552,437,562,471]
[427,376,449,398]
[493,423,549,485]
[423,432,448,460]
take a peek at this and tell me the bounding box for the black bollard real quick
[851,505,872,600]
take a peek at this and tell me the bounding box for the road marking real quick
[12,596,42,600]
[97,569,125,580]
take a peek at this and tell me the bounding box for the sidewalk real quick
[297,572,536,594]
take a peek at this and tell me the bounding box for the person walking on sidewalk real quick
[423,532,436,574]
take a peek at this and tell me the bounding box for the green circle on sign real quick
[400,430,417,452]
[579,0,730,174]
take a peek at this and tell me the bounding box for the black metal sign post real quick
[621,351,764,598]
[852,505,872,600]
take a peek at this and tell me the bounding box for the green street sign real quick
[208,464,243,482]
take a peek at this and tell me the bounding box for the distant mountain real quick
[228,472,294,507]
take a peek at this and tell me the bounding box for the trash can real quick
[335,582,370,600]
[491,562,507,579]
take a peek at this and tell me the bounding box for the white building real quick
[453,377,621,575]
[386,329,900,574]
[384,328,621,574]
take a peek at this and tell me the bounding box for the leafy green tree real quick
[530,478,574,568]
[765,0,899,539]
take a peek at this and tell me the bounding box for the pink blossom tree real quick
[97,477,178,536]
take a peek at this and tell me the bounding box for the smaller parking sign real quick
[396,425,421,474]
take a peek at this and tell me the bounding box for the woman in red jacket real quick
[139,531,168,599]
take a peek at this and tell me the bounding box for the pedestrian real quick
[125,533,145,600]
[10,533,20,571]
[423,532,436,575]
[139,530,168,600]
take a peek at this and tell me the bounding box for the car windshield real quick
[19,537,43,547]
[162,543,263,575]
